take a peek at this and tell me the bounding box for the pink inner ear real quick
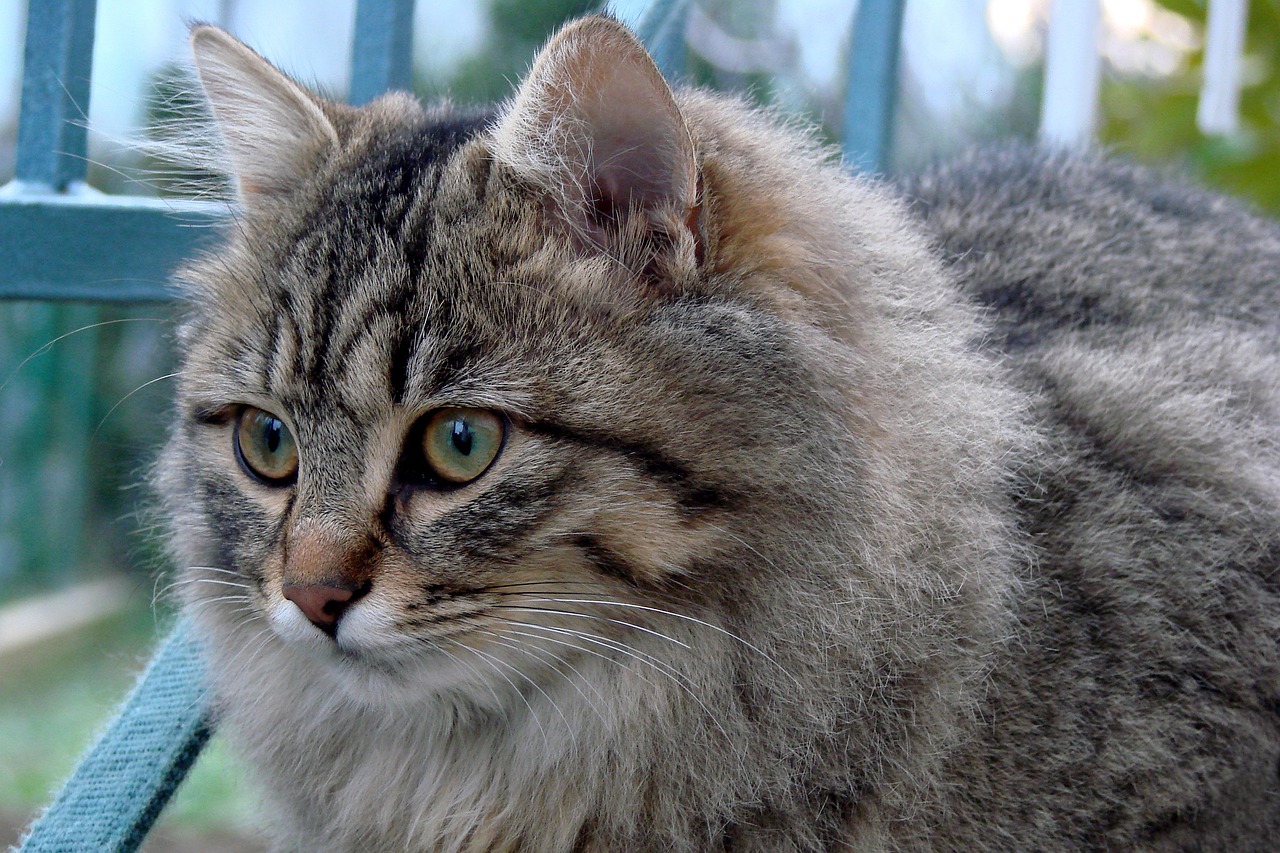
[577,63,696,224]
[593,153,677,218]
[492,16,699,251]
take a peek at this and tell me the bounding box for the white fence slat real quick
[1039,0,1102,149]
[1198,0,1248,136]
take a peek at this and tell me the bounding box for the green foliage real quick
[1100,0,1280,213]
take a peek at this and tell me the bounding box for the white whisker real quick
[485,622,611,727]
[0,318,163,396]
[517,620,733,743]
[471,629,575,736]
[497,602,692,650]
[462,643,551,748]
[92,372,184,439]
[527,596,800,684]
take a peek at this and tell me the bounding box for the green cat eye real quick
[234,407,298,484]
[421,407,505,485]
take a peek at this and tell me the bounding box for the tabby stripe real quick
[198,475,274,584]
[307,259,342,380]
[442,471,574,560]
[388,322,416,404]
[426,341,481,396]
[572,534,640,583]
[325,299,391,382]
[262,308,288,389]
[523,418,734,513]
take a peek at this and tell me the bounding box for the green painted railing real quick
[9,0,906,849]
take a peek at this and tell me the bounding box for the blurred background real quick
[1,0,1276,849]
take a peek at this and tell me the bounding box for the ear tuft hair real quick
[189,25,339,209]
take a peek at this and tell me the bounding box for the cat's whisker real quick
[159,593,245,614]
[479,578,696,605]
[491,602,692,650]
[514,620,734,743]
[156,577,253,600]
[231,623,279,677]
[470,629,576,737]
[54,149,180,200]
[484,622,611,728]
[460,643,551,749]
[183,593,254,611]
[185,565,245,576]
[512,620,686,694]
[174,577,250,589]
[433,636,508,709]
[92,372,185,439]
[525,596,802,685]
[522,618,690,681]
[476,578,615,595]
[0,318,164,397]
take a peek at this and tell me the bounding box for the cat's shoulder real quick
[896,143,1263,228]
[894,144,1280,342]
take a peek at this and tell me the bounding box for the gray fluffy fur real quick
[161,17,1279,852]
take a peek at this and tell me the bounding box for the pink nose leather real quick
[283,583,362,635]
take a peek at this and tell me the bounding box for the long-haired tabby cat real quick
[162,14,1280,852]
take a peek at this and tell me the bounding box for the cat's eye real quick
[420,407,505,486]
[234,407,298,485]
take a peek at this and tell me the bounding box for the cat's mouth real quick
[269,583,496,657]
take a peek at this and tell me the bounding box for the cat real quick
[160,14,1280,852]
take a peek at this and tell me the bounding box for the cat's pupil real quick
[451,420,473,456]
[264,419,282,454]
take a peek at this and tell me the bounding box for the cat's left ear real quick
[491,16,700,262]
[189,25,340,212]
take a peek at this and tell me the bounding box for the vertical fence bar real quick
[0,303,62,596]
[1039,0,1101,148]
[13,0,98,191]
[842,0,906,174]
[6,0,102,595]
[1197,0,1248,136]
[349,0,417,104]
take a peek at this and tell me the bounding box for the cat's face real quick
[164,18,844,703]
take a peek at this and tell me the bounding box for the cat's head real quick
[162,16,861,703]
[162,16,1014,727]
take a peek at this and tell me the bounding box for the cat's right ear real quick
[189,25,339,211]
[491,16,701,271]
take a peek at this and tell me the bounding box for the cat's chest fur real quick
[212,635,701,851]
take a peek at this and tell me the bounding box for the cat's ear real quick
[491,16,699,255]
[189,25,339,210]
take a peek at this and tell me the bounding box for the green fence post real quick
[842,0,906,174]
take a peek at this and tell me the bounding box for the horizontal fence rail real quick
[0,195,223,302]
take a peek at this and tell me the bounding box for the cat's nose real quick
[283,582,369,636]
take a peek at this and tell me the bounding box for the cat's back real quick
[900,145,1280,348]
[897,148,1280,850]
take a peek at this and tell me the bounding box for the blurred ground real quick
[2,809,262,852]
[0,585,263,852]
